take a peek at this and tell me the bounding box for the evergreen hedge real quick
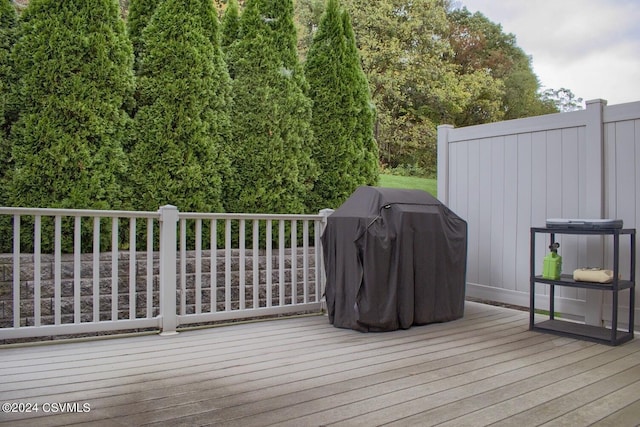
[129,0,232,213]
[220,0,240,52]
[0,0,17,206]
[8,0,134,211]
[127,0,161,60]
[225,0,317,214]
[3,0,134,252]
[304,0,378,209]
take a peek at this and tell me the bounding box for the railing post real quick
[437,124,454,205]
[319,209,334,233]
[318,209,334,312]
[159,205,179,335]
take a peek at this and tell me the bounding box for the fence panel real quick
[438,99,640,327]
[0,208,161,340]
[0,207,329,341]
[174,212,326,327]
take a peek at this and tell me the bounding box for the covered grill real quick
[322,186,467,331]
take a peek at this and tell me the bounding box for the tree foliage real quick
[3,0,588,217]
[541,88,584,112]
[8,0,134,210]
[0,0,17,205]
[446,7,557,120]
[126,0,161,59]
[129,0,232,213]
[304,0,378,209]
[220,0,240,51]
[295,0,565,173]
[348,0,463,173]
[225,0,316,214]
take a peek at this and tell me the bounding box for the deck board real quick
[1,302,639,426]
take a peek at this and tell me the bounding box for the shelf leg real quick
[530,228,536,329]
[630,286,635,336]
[612,288,619,345]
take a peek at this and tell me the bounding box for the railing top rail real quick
[0,207,330,222]
[0,206,159,219]
[178,212,327,221]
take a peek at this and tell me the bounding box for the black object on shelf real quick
[530,226,636,346]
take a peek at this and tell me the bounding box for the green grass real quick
[378,174,437,196]
[534,309,562,318]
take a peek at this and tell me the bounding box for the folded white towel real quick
[573,268,615,283]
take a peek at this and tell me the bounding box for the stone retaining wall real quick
[0,248,319,328]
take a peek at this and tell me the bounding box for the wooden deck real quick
[1,301,640,426]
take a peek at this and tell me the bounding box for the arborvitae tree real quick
[225,0,316,214]
[0,0,17,205]
[304,0,378,209]
[8,0,134,211]
[127,0,161,59]
[220,0,240,52]
[0,0,15,26]
[129,0,231,212]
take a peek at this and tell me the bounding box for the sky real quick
[457,0,640,106]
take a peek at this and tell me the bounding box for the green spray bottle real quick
[542,242,562,280]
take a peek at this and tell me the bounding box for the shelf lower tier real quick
[531,319,634,346]
[533,275,634,290]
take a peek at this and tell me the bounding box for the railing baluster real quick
[180,218,186,315]
[279,220,285,306]
[146,218,153,318]
[93,217,100,322]
[12,215,20,327]
[54,215,62,324]
[225,219,232,311]
[34,215,41,326]
[129,218,137,320]
[211,219,217,312]
[266,219,272,308]
[253,220,259,308]
[195,219,202,314]
[239,219,246,310]
[111,217,118,321]
[74,216,81,323]
[291,220,297,305]
[303,220,309,304]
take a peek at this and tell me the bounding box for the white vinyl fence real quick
[0,206,328,340]
[438,99,640,328]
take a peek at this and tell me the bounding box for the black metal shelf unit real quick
[530,226,636,346]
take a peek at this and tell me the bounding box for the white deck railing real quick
[0,206,329,340]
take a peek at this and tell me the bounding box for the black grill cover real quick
[322,186,467,331]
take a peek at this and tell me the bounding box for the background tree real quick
[447,7,558,121]
[225,0,316,214]
[304,0,377,209]
[8,0,134,211]
[129,0,231,212]
[293,0,325,61]
[541,87,584,112]
[344,0,464,174]
[295,0,570,175]
[0,0,18,205]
